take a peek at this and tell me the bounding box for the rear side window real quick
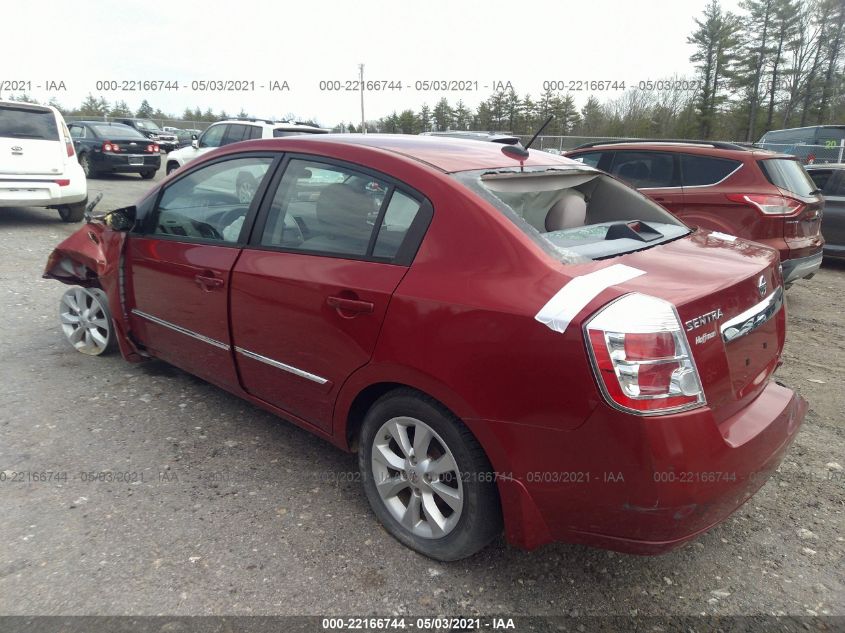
[373,191,422,259]
[759,159,817,197]
[0,106,59,140]
[610,151,676,188]
[259,159,389,257]
[222,124,249,145]
[680,154,741,186]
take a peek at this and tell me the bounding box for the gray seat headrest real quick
[545,191,587,232]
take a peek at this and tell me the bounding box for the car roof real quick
[74,120,134,126]
[0,100,58,115]
[215,119,327,131]
[567,141,792,160]
[246,134,578,172]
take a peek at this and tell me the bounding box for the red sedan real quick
[45,135,806,561]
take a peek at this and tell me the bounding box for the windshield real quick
[759,158,818,197]
[134,119,161,131]
[0,106,59,140]
[92,124,146,139]
[453,167,690,262]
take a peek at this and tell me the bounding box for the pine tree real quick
[136,100,154,118]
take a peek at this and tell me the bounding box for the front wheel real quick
[358,389,502,561]
[166,162,180,176]
[59,287,116,356]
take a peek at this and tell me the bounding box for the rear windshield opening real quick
[759,158,818,197]
[454,167,690,262]
[0,105,59,140]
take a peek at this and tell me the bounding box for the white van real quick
[0,101,87,221]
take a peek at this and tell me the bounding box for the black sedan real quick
[806,163,845,260]
[68,121,161,179]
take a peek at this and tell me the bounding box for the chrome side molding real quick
[720,286,784,343]
[131,309,230,350]
[234,346,328,385]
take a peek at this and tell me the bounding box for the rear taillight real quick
[726,193,804,216]
[65,139,74,157]
[102,141,120,153]
[54,179,70,186]
[147,144,159,153]
[585,293,705,415]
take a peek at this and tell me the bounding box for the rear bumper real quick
[782,251,823,283]
[472,380,806,553]
[94,153,161,173]
[0,174,87,208]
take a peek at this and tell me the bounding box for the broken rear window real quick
[453,167,690,262]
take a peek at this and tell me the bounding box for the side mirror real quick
[106,206,136,232]
[191,139,199,149]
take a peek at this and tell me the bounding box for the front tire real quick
[57,198,87,223]
[166,162,180,176]
[59,287,116,356]
[358,389,502,561]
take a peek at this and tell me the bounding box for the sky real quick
[1,0,745,127]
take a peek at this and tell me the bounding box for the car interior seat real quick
[545,190,587,232]
[300,183,374,254]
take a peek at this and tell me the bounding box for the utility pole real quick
[359,63,366,134]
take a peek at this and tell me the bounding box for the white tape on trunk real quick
[535,264,646,334]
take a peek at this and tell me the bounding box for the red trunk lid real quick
[614,230,785,422]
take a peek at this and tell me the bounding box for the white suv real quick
[165,119,328,175]
[0,101,87,222]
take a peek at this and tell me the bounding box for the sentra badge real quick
[685,308,723,332]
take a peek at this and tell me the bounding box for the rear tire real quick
[140,169,156,180]
[358,389,502,561]
[79,153,97,178]
[58,198,87,223]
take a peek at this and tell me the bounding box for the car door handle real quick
[194,274,224,290]
[327,296,374,315]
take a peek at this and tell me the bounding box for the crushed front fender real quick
[44,223,145,362]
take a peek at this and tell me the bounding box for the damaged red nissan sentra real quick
[44,135,807,561]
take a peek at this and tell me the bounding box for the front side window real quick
[259,159,389,257]
[152,157,273,243]
[611,151,675,188]
[199,124,226,148]
[69,125,85,139]
[680,154,741,186]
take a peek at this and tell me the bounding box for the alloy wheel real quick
[371,416,464,539]
[59,287,112,355]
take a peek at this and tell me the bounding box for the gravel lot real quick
[0,161,842,622]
